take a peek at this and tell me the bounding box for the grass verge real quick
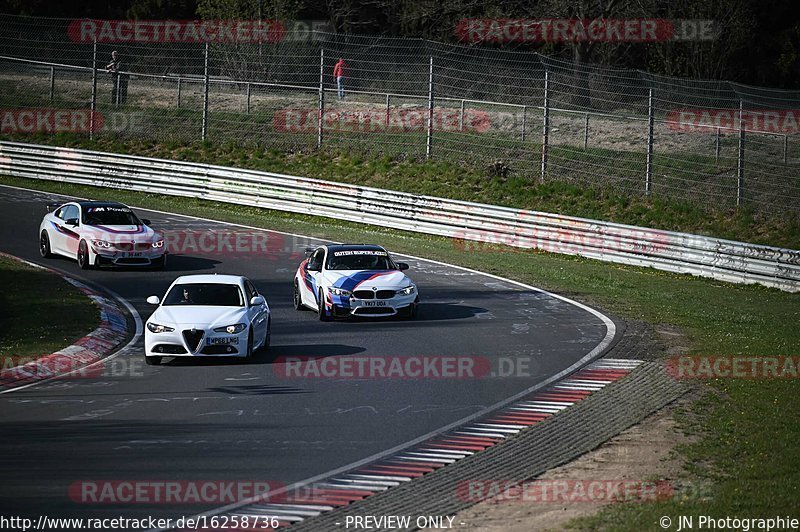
[2,173,799,529]
[0,254,98,367]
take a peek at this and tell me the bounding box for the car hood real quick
[149,306,247,328]
[80,224,162,242]
[322,270,413,291]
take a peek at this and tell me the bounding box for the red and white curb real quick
[0,255,130,392]
[215,358,644,527]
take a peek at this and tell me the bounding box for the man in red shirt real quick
[334,58,347,99]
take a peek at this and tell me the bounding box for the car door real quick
[51,204,80,256]
[304,248,326,309]
[244,279,267,341]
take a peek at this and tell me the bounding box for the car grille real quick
[354,307,393,315]
[182,329,204,351]
[114,242,151,251]
[353,290,374,299]
[152,344,187,354]
[376,290,395,299]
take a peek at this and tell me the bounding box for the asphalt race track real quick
[0,184,616,524]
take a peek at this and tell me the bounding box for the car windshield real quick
[326,249,394,270]
[163,283,244,307]
[82,205,142,226]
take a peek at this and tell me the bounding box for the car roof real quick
[324,244,387,253]
[172,274,245,284]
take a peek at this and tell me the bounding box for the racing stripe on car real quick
[332,270,396,292]
[50,221,79,240]
[214,359,643,527]
[94,224,145,234]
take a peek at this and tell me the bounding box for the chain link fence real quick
[1,14,799,213]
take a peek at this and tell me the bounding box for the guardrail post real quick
[737,100,745,206]
[715,127,720,161]
[583,113,589,149]
[317,47,324,149]
[89,38,97,140]
[521,105,527,142]
[426,56,434,159]
[49,66,55,101]
[459,99,464,132]
[176,78,182,109]
[202,42,210,142]
[645,87,654,195]
[246,82,251,114]
[540,70,549,183]
[784,134,788,165]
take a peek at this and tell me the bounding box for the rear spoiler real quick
[46,202,64,213]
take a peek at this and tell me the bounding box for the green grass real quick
[0,255,98,367]
[1,173,799,532]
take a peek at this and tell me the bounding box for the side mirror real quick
[65,218,79,226]
[141,218,151,226]
[250,295,265,306]
[397,262,409,271]
[146,295,160,305]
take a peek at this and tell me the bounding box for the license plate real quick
[121,252,142,257]
[207,337,239,345]
[362,300,387,307]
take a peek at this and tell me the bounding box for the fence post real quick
[89,38,97,140]
[201,42,209,142]
[317,47,324,149]
[737,100,745,206]
[583,113,589,149]
[540,70,549,183]
[246,82,251,114]
[385,93,390,127]
[784,134,788,165]
[521,105,527,142]
[49,66,55,101]
[645,87,654,195]
[426,56,434,159]
[715,127,720,161]
[459,99,464,132]
[176,78,182,109]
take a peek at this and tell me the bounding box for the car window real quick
[82,205,142,226]
[326,249,394,270]
[308,248,325,270]
[63,205,79,222]
[162,283,245,307]
[54,206,67,220]
[244,280,257,301]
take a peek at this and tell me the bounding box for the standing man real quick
[105,50,128,105]
[333,58,347,100]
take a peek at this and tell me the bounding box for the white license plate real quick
[207,337,239,345]
[121,252,143,257]
[362,300,387,307]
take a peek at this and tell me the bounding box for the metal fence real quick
[1,13,800,213]
[2,140,798,292]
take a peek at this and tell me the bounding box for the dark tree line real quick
[3,0,799,88]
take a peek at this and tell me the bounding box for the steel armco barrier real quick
[1,141,798,292]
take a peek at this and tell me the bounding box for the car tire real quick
[39,230,52,258]
[77,240,92,270]
[145,355,162,366]
[263,319,271,351]
[293,280,304,311]
[318,289,331,322]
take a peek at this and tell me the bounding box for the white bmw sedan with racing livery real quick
[39,200,166,269]
[144,274,271,365]
[293,244,419,320]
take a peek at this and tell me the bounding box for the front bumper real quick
[94,249,166,267]
[145,326,248,357]
[330,292,418,318]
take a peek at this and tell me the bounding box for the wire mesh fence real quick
[1,13,799,213]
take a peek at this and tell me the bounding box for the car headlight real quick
[152,240,164,248]
[92,240,113,249]
[329,287,352,297]
[398,285,416,295]
[147,322,174,333]
[213,323,247,334]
